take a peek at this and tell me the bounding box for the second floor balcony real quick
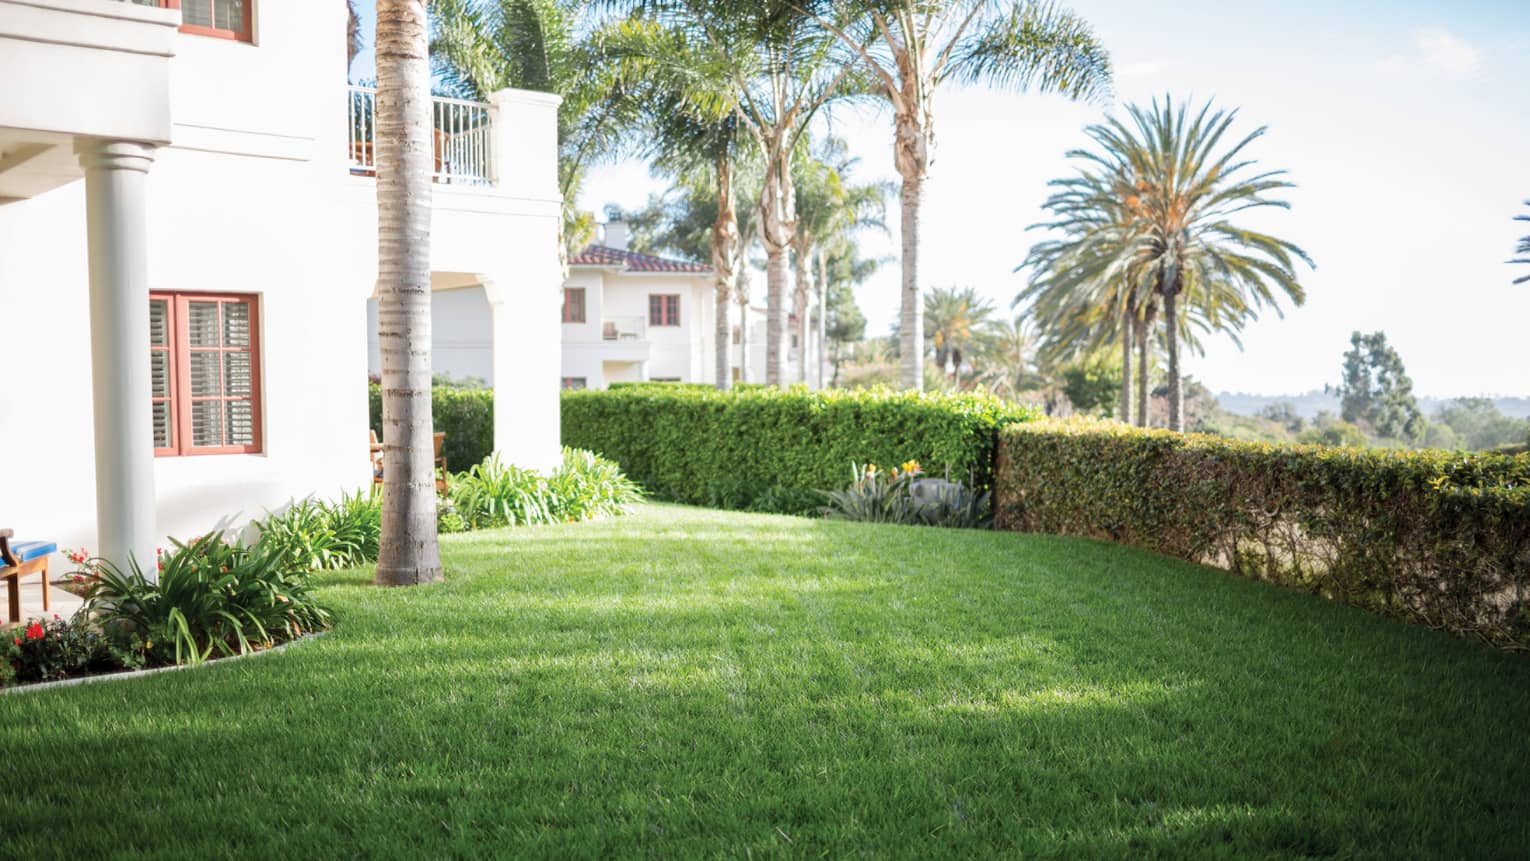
[347,86,494,188]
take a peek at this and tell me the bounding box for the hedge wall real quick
[996,420,1530,651]
[368,384,494,472]
[562,387,1035,514]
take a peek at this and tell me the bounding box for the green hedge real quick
[996,420,1530,651]
[368,384,493,472]
[561,387,1035,514]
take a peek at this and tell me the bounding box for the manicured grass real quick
[2,504,1528,857]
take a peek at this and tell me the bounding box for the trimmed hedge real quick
[368,384,493,472]
[996,420,1530,651]
[561,387,1035,514]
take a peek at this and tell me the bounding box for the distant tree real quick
[1297,413,1370,448]
[347,0,364,76]
[1258,401,1305,433]
[804,0,1112,390]
[1332,331,1424,442]
[1431,397,1530,451]
[1511,200,1530,284]
[824,279,867,386]
[923,286,995,383]
[1059,355,1121,417]
[1022,96,1312,431]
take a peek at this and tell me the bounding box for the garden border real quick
[1,630,328,696]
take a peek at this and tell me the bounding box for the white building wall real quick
[0,0,562,554]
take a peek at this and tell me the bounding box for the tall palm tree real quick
[923,285,994,384]
[803,0,1112,390]
[618,0,865,385]
[1025,96,1310,431]
[374,0,442,586]
[791,137,891,385]
[1512,200,1530,285]
[347,0,364,77]
[431,0,639,268]
[609,19,749,389]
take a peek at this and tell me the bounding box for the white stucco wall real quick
[0,0,562,553]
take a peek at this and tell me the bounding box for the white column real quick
[482,278,561,473]
[76,140,158,575]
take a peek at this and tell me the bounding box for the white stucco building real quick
[0,0,563,570]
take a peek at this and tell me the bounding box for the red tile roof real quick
[571,245,710,274]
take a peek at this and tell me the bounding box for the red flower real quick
[24,623,44,641]
[12,638,19,646]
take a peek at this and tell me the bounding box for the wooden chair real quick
[1,529,52,624]
[369,431,448,493]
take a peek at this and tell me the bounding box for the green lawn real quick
[3,504,1528,858]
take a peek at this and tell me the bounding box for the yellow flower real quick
[900,460,922,475]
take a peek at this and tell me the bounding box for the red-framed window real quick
[151,293,263,456]
[562,287,586,323]
[159,1,254,42]
[648,294,680,327]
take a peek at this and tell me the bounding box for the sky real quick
[355,0,1530,397]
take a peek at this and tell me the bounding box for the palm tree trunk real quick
[793,245,811,385]
[760,147,793,387]
[1119,308,1132,423]
[1164,283,1183,432]
[764,244,788,385]
[735,270,752,384]
[897,171,924,390]
[374,0,441,587]
[815,246,828,390]
[711,154,737,390]
[1135,318,1149,428]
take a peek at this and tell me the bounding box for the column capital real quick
[75,139,157,175]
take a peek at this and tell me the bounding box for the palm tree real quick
[374,0,442,586]
[803,0,1112,390]
[1512,200,1530,285]
[431,0,639,268]
[347,1,363,77]
[614,19,750,389]
[618,0,865,385]
[923,285,995,384]
[1024,96,1310,431]
[791,137,891,385]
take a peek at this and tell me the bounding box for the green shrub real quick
[448,456,553,529]
[253,489,380,572]
[369,383,494,472]
[996,419,1530,651]
[561,386,1033,514]
[447,448,641,528]
[84,534,333,666]
[546,447,644,521]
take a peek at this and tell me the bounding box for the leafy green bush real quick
[562,386,1033,514]
[253,489,380,572]
[996,419,1530,651]
[369,383,494,473]
[84,534,333,666]
[448,456,553,529]
[447,449,642,529]
[546,447,644,521]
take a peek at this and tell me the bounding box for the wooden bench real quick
[370,431,449,493]
[1,529,52,624]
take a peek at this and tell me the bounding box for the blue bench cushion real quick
[7,541,56,564]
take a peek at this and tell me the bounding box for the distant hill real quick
[1216,391,1530,420]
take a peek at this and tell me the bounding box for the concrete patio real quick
[6,570,85,627]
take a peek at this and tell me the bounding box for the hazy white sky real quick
[358,0,1530,396]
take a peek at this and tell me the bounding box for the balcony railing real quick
[602,316,647,342]
[347,86,494,187]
